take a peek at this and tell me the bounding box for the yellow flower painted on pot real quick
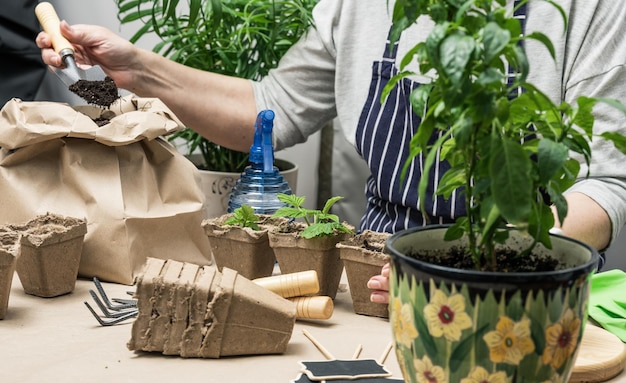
[423,289,472,342]
[414,355,446,383]
[542,308,581,369]
[460,366,508,383]
[483,316,535,365]
[391,296,419,348]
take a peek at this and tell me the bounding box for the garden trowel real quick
[35,2,107,87]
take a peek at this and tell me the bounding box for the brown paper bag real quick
[0,95,212,284]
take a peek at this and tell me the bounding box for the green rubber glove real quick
[589,269,626,342]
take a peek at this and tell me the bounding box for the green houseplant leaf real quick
[116,0,318,172]
[224,204,261,230]
[272,193,354,239]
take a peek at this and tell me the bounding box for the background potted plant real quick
[116,0,318,216]
[382,1,626,382]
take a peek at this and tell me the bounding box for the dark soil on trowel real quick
[69,76,119,108]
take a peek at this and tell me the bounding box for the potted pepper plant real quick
[116,0,317,216]
[381,1,626,382]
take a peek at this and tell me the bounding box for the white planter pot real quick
[194,158,298,218]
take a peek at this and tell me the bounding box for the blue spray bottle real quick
[227,110,292,214]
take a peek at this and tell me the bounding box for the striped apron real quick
[355,2,527,234]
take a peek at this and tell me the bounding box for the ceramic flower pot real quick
[14,213,88,298]
[0,229,20,319]
[202,214,281,280]
[386,225,599,383]
[337,230,390,318]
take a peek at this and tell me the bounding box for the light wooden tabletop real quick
[1,273,624,383]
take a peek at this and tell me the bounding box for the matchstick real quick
[302,329,335,360]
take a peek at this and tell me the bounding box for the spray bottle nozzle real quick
[249,110,275,174]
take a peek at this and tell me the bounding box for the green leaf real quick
[480,198,502,240]
[444,219,466,241]
[426,22,449,67]
[322,196,343,214]
[224,205,261,230]
[539,0,568,33]
[601,132,626,155]
[381,72,417,104]
[573,96,596,136]
[537,139,568,184]
[524,31,555,60]
[409,84,432,118]
[188,0,201,25]
[490,137,533,225]
[302,223,336,238]
[527,201,554,249]
[272,206,304,219]
[546,181,567,225]
[482,22,510,63]
[416,130,453,215]
[277,193,305,208]
[440,33,475,85]
[595,97,626,116]
[476,67,505,87]
[437,165,465,199]
[400,43,421,70]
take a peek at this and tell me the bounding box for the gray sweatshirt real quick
[253,0,626,243]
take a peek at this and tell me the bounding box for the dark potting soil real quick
[410,247,561,273]
[92,117,111,127]
[68,76,119,107]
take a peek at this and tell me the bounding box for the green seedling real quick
[224,205,261,231]
[272,194,354,239]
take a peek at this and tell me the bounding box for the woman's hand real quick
[36,21,139,90]
[367,263,390,304]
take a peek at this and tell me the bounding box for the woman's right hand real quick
[36,21,139,90]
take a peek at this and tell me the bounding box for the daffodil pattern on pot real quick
[390,272,590,383]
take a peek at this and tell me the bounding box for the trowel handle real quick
[290,296,334,320]
[253,270,319,298]
[35,2,74,57]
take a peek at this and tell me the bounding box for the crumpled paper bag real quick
[0,95,212,284]
[589,269,626,341]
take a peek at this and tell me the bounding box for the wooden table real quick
[1,273,624,382]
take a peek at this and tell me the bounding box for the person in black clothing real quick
[0,0,46,106]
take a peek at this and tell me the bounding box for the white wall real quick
[37,0,320,209]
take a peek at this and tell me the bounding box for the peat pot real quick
[385,225,599,383]
[337,230,390,318]
[15,213,88,298]
[202,214,281,280]
[0,229,19,319]
[269,222,351,300]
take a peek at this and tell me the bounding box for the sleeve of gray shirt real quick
[500,0,626,245]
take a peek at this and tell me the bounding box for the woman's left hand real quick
[367,263,390,304]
